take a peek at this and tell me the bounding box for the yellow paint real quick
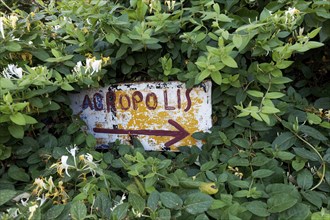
[114,88,204,150]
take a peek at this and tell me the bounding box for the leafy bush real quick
[0,0,330,219]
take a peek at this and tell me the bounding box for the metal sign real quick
[69,81,212,151]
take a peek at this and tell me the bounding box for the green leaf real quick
[23,115,38,124]
[252,169,274,178]
[160,192,183,209]
[276,151,295,161]
[308,27,322,38]
[165,173,179,187]
[5,42,22,52]
[158,209,171,220]
[307,113,322,125]
[297,169,313,190]
[301,190,322,208]
[267,193,298,213]
[272,132,296,150]
[106,33,117,44]
[45,204,65,219]
[45,55,74,63]
[112,203,129,220]
[184,192,213,215]
[261,106,280,114]
[247,90,264,98]
[10,112,26,125]
[0,78,15,89]
[147,191,160,211]
[232,138,250,149]
[228,157,249,167]
[265,92,285,99]
[233,34,242,49]
[279,203,311,220]
[300,125,327,141]
[201,161,218,171]
[246,201,270,217]
[70,201,87,220]
[221,55,238,68]
[0,190,17,206]
[8,124,24,139]
[293,148,319,161]
[8,165,30,182]
[94,193,111,218]
[129,193,145,213]
[86,134,96,148]
[292,158,305,171]
[196,70,211,84]
[211,72,222,85]
[61,82,74,91]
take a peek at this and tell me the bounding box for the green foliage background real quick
[0,0,330,219]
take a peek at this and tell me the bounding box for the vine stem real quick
[0,0,14,12]
[275,114,326,191]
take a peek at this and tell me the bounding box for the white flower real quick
[9,15,18,29]
[61,155,71,177]
[285,7,300,24]
[28,204,39,220]
[33,178,46,190]
[73,61,83,74]
[21,197,29,206]
[0,17,4,38]
[86,58,102,75]
[91,60,102,74]
[85,153,93,162]
[36,194,47,206]
[67,145,79,158]
[6,208,20,218]
[2,64,23,79]
[67,145,79,166]
[53,25,60,31]
[110,194,126,211]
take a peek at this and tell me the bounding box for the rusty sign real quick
[69,81,212,151]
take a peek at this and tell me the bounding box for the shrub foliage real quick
[0,0,330,219]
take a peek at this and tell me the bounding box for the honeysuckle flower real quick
[28,204,39,220]
[33,178,46,190]
[285,7,300,24]
[2,64,23,79]
[21,197,29,206]
[61,155,72,177]
[67,145,79,166]
[86,58,102,75]
[73,61,83,75]
[110,194,126,211]
[9,15,18,29]
[6,208,20,218]
[36,194,47,206]
[81,153,99,176]
[67,145,78,158]
[0,17,4,38]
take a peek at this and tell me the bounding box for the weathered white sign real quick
[69,81,212,151]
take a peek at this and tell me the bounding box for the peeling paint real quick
[69,81,212,151]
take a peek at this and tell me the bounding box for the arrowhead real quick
[165,119,190,147]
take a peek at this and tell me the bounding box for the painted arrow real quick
[93,119,190,147]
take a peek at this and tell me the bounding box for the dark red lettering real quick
[82,95,93,110]
[119,94,131,110]
[164,90,175,110]
[146,92,158,110]
[184,89,192,112]
[93,93,104,111]
[132,91,143,110]
[177,89,181,109]
[106,89,116,113]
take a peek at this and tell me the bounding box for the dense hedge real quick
[0,0,330,219]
